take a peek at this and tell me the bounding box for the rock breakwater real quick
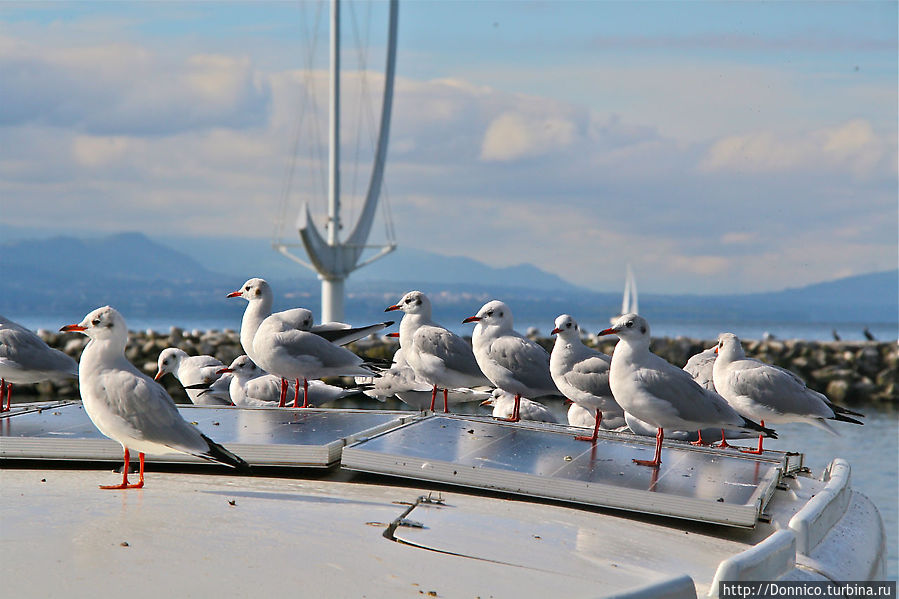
[21,328,897,406]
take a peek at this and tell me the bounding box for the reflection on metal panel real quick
[342,415,794,527]
[0,403,415,467]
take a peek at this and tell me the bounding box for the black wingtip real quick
[830,403,865,419]
[200,434,251,473]
[743,417,778,439]
[382,320,395,327]
[832,413,864,426]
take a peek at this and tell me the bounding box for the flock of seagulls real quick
[0,277,865,487]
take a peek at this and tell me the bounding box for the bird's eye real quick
[498,311,503,317]
[625,321,633,328]
[91,318,100,326]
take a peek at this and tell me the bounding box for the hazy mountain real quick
[1,230,895,331]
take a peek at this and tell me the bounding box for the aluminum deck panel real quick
[341,415,792,527]
[0,402,416,467]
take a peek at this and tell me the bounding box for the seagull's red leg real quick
[6,382,12,411]
[292,378,301,408]
[278,378,288,407]
[302,378,310,408]
[575,409,602,442]
[690,429,707,446]
[494,394,522,422]
[429,385,437,411]
[443,388,449,413]
[713,429,735,449]
[135,453,145,488]
[634,427,663,468]
[740,420,766,454]
[101,447,131,488]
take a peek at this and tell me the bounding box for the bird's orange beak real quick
[384,304,400,312]
[216,368,233,374]
[598,327,616,336]
[153,371,164,381]
[479,399,492,406]
[59,324,86,332]
[385,332,399,338]
[714,346,719,354]
[551,327,561,335]
[462,316,481,324]
[226,290,242,298]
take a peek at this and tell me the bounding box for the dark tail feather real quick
[741,417,778,439]
[200,434,251,473]
[832,413,864,426]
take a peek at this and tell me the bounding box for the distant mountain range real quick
[1,230,896,331]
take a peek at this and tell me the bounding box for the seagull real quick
[463,300,559,422]
[218,355,352,407]
[0,315,78,411]
[481,389,557,423]
[549,314,623,442]
[252,312,376,408]
[60,306,249,489]
[154,348,232,406]
[712,332,864,454]
[385,291,490,413]
[228,277,392,405]
[227,277,393,358]
[599,314,776,468]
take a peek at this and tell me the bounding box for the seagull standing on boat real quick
[154,348,232,406]
[385,291,490,412]
[0,315,78,412]
[712,332,864,454]
[251,312,376,408]
[60,306,249,489]
[549,314,622,442]
[599,314,776,468]
[463,300,559,422]
[228,277,393,406]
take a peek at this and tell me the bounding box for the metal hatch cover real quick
[341,415,793,527]
[0,403,416,467]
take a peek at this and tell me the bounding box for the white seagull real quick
[550,314,623,442]
[1,315,78,411]
[60,306,248,489]
[154,348,232,406]
[385,291,490,412]
[712,332,863,453]
[252,313,376,408]
[599,314,775,468]
[482,389,557,423]
[463,300,560,422]
[227,277,392,405]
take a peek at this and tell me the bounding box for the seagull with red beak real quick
[60,306,249,489]
[463,300,559,422]
[154,347,231,406]
[385,290,489,413]
[549,314,623,442]
[599,313,776,468]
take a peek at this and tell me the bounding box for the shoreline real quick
[21,327,898,405]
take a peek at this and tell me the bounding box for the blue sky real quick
[1,1,896,293]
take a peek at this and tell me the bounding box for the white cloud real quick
[480,111,576,162]
[699,119,897,179]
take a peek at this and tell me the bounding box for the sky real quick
[1,1,896,294]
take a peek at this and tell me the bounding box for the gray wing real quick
[414,326,484,377]
[274,329,364,370]
[728,361,833,418]
[564,354,613,397]
[104,369,210,455]
[635,357,741,427]
[0,325,78,379]
[489,334,557,393]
